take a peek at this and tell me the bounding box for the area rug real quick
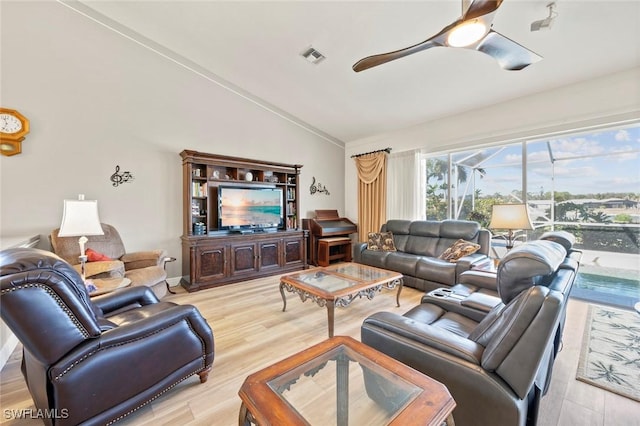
[576,304,640,401]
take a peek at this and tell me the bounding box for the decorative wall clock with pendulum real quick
[0,107,30,156]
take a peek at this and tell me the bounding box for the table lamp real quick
[488,203,533,250]
[58,194,104,280]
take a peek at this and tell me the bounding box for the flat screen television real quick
[218,186,283,231]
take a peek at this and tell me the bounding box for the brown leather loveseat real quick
[0,248,214,426]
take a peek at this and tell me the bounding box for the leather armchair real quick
[50,223,169,298]
[361,240,574,426]
[0,248,214,426]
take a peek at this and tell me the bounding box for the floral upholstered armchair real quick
[50,223,169,298]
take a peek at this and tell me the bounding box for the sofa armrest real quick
[121,249,168,270]
[91,285,159,314]
[461,292,501,313]
[455,253,489,279]
[352,242,368,263]
[459,270,497,291]
[362,312,483,364]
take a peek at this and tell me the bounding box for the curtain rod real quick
[350,147,392,158]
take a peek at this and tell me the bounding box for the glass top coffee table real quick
[279,263,403,337]
[238,335,456,425]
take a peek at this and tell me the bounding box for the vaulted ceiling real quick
[74,1,640,144]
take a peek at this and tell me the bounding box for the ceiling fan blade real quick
[475,30,542,70]
[463,0,503,21]
[353,23,455,72]
[352,1,539,72]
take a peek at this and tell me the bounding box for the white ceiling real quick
[74,0,640,144]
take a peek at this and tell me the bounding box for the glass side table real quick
[238,336,456,425]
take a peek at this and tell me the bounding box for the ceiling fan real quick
[353,0,542,72]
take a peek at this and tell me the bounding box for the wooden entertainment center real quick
[180,150,307,291]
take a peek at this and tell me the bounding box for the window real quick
[425,123,640,227]
[423,122,640,308]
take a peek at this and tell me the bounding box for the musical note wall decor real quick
[110,165,134,187]
[309,176,330,195]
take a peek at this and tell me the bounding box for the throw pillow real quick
[367,232,397,252]
[438,239,481,263]
[86,248,112,262]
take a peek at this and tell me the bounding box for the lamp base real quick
[79,255,88,281]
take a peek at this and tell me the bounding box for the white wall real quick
[0,2,345,366]
[344,67,640,225]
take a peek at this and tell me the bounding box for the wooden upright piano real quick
[303,210,358,266]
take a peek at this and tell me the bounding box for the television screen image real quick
[219,187,283,229]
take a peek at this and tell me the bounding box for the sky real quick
[450,124,640,198]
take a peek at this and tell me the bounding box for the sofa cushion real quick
[440,220,481,240]
[404,304,477,338]
[408,221,442,237]
[360,250,392,269]
[385,252,418,276]
[415,257,457,285]
[382,220,412,252]
[539,231,575,252]
[405,235,439,257]
[497,240,567,304]
[383,220,412,235]
[438,239,481,262]
[367,232,396,251]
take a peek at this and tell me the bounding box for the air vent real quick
[301,47,326,64]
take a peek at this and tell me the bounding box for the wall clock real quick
[0,107,30,156]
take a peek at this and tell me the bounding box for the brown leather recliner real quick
[50,223,169,298]
[0,248,214,426]
[361,240,576,426]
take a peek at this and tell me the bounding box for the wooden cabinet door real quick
[231,242,258,275]
[195,244,227,282]
[283,237,304,267]
[258,239,281,271]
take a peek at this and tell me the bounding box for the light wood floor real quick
[1,275,638,425]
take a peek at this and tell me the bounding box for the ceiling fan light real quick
[447,20,487,47]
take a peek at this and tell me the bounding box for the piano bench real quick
[318,237,352,267]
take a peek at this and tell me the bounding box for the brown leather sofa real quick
[361,239,578,426]
[50,223,169,298]
[0,248,214,426]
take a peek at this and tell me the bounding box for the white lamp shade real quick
[58,200,104,237]
[488,204,534,231]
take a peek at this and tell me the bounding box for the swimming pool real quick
[575,272,640,299]
[571,272,640,309]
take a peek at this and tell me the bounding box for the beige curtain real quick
[354,152,387,242]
